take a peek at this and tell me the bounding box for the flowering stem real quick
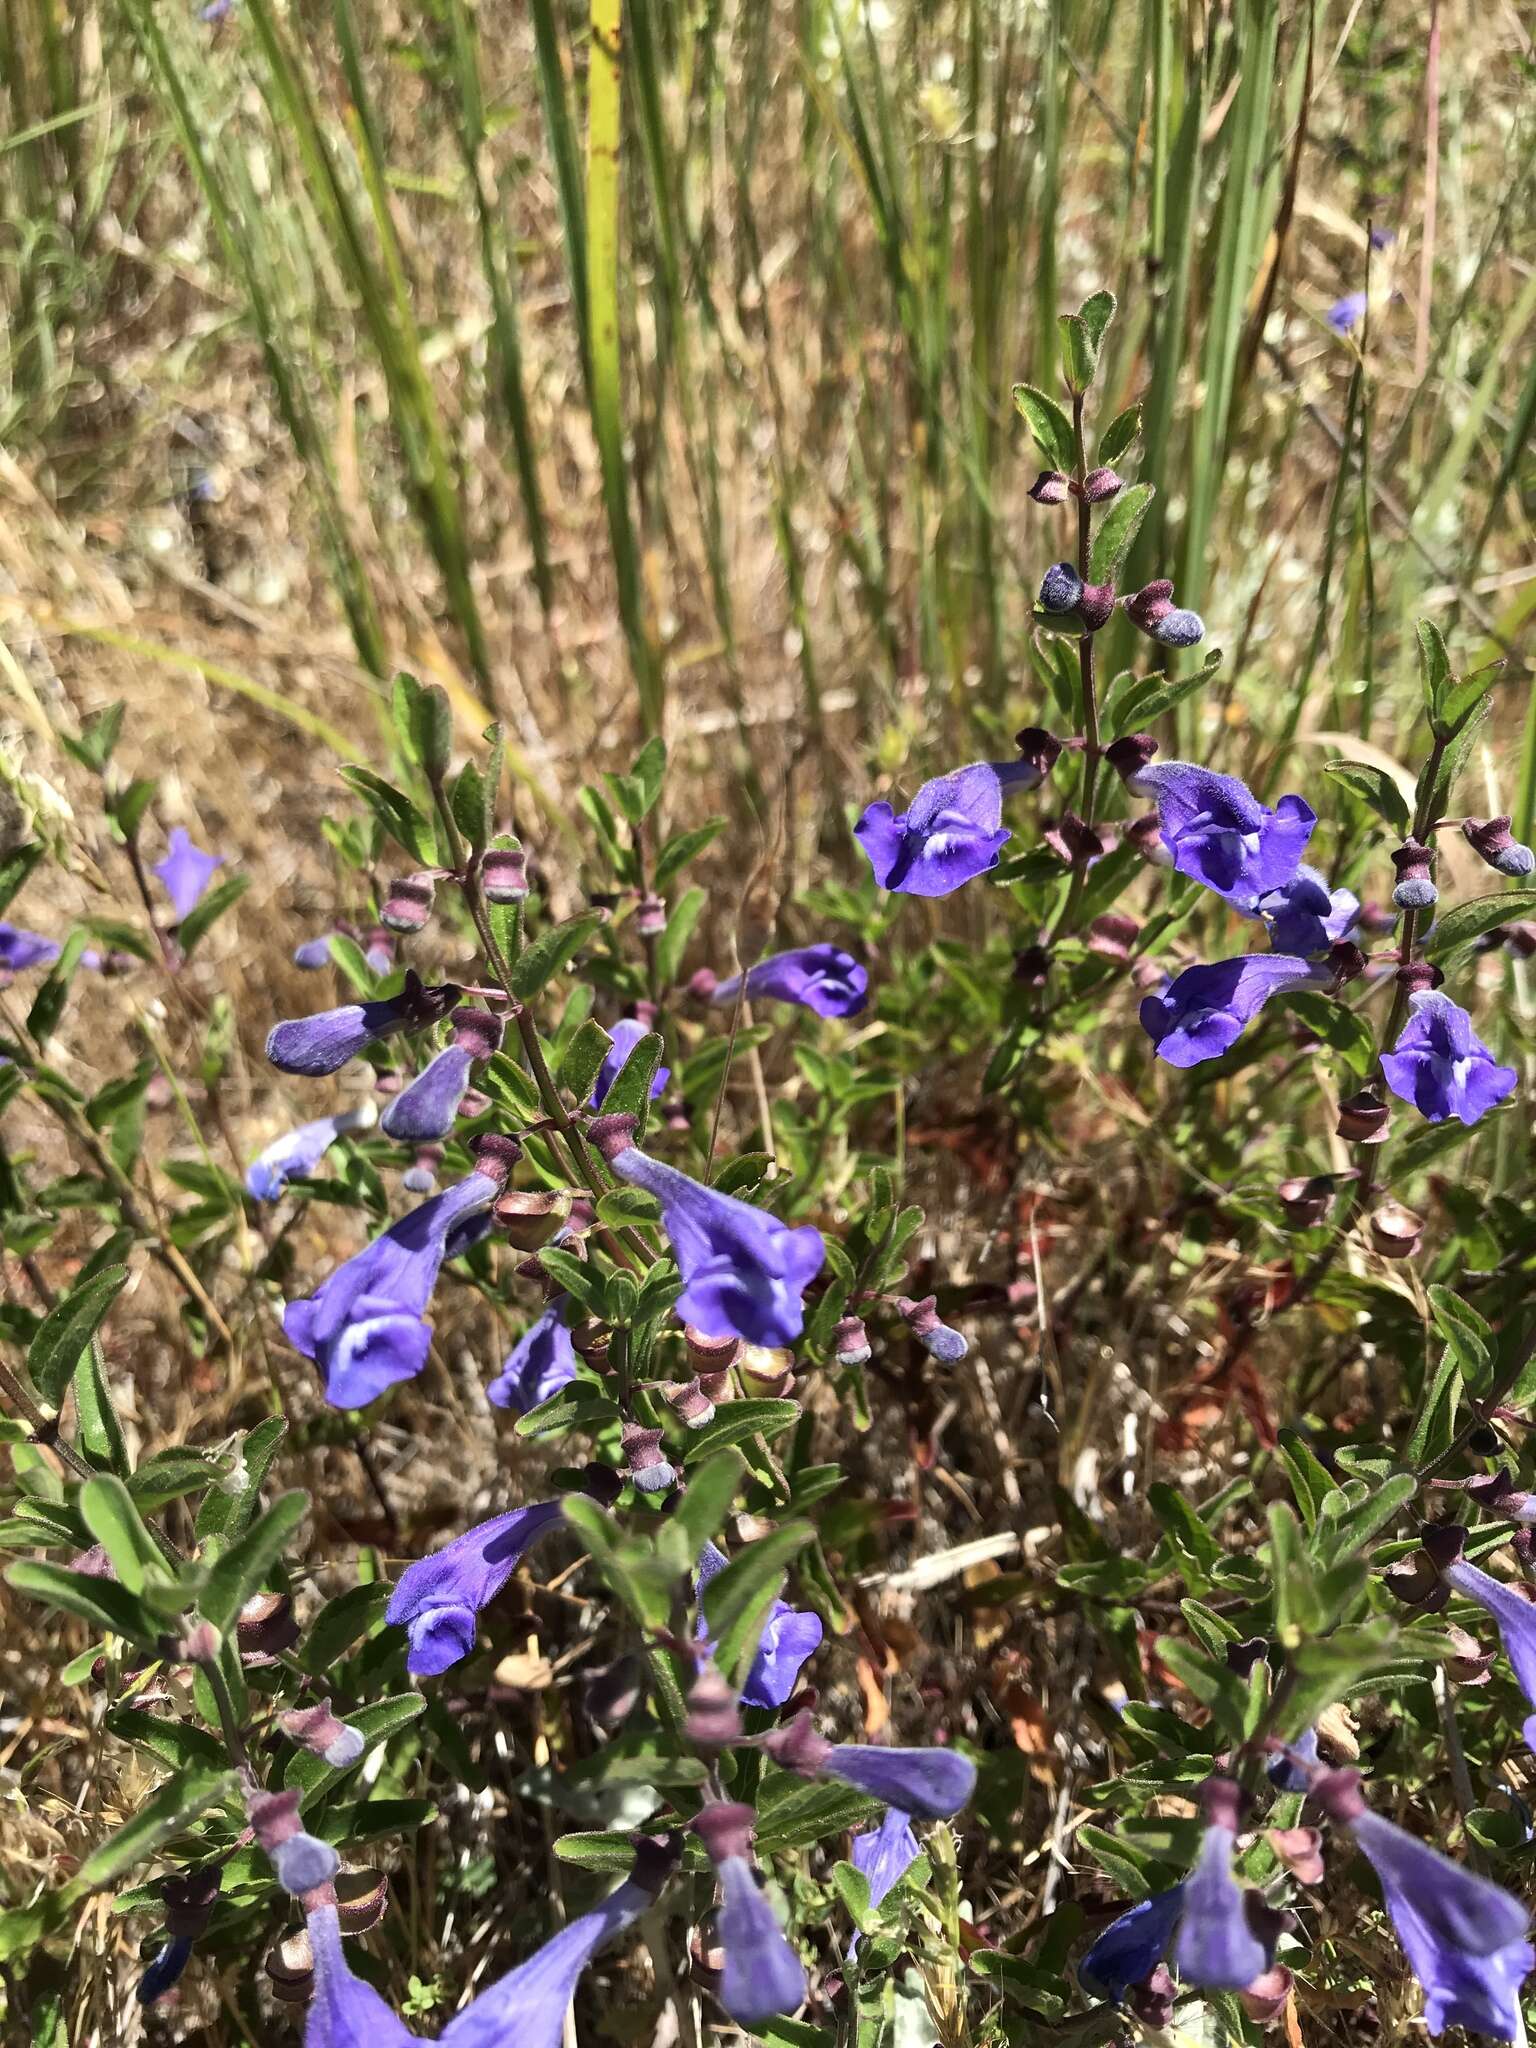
[0,1360,95,1483]
[1044,392,1099,948]
[195,1640,257,1791]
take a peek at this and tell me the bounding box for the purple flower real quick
[1174,1817,1270,1991]
[246,1102,376,1202]
[305,1903,424,2046]
[487,1297,579,1415]
[592,1123,824,1348]
[851,1807,920,1915]
[590,1019,669,1109]
[152,828,222,922]
[382,1045,476,1142]
[138,1936,194,2006]
[694,1806,806,2026]
[293,934,337,970]
[1441,1559,1536,1748]
[706,946,868,1019]
[1079,1886,1184,2001]
[1326,291,1367,335]
[1140,955,1325,1068]
[1380,991,1517,1127]
[763,1712,976,1820]
[696,1541,823,1709]
[1126,762,1315,912]
[385,1501,565,1675]
[0,924,61,974]
[1258,867,1359,956]
[283,1166,503,1406]
[267,972,462,1077]
[855,762,1034,898]
[1267,1725,1319,1794]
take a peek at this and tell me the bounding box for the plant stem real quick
[1045,391,1100,948]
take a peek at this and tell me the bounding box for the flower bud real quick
[1080,466,1124,504]
[1326,941,1368,987]
[1336,1088,1391,1144]
[362,928,396,976]
[1277,1174,1336,1229]
[402,1144,443,1193]
[897,1294,968,1364]
[247,1788,340,1897]
[379,872,436,934]
[280,1703,366,1769]
[237,1590,300,1663]
[1149,607,1205,648]
[1463,815,1536,878]
[685,1660,743,1749]
[481,842,528,903]
[179,1620,222,1665]
[1027,470,1070,505]
[1076,581,1116,631]
[1013,725,1064,785]
[1037,561,1084,614]
[1123,578,1175,630]
[832,1314,871,1367]
[1012,944,1051,987]
[663,1377,717,1429]
[1390,839,1437,911]
[1087,912,1139,962]
[1044,813,1109,866]
[1369,1200,1423,1260]
[688,966,720,1000]
[636,892,666,937]
[621,1421,676,1497]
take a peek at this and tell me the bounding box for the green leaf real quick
[598,1030,664,1127]
[73,1339,129,1475]
[28,1266,129,1409]
[1316,1473,1417,1565]
[338,765,438,865]
[175,874,251,957]
[78,1767,234,1887]
[1058,312,1096,395]
[1426,889,1536,961]
[1408,1344,1462,1466]
[0,843,44,919]
[669,1449,746,1568]
[508,911,607,999]
[1078,288,1116,350]
[1428,1286,1492,1386]
[684,1400,802,1458]
[105,1706,227,1771]
[1154,1637,1248,1739]
[1285,992,1375,1077]
[1089,475,1153,593]
[654,819,726,890]
[534,1246,606,1316]
[754,1774,880,1852]
[197,1415,287,1542]
[1435,676,1494,739]
[1147,1483,1220,1592]
[78,1476,168,1595]
[399,674,453,782]
[1098,402,1142,465]
[556,1019,613,1105]
[199,1489,309,1634]
[702,1522,813,1685]
[516,1382,621,1440]
[1012,382,1075,471]
[655,885,706,989]
[1276,1428,1339,1532]
[127,1447,231,1512]
[7,1558,161,1643]
[1266,1503,1321,1643]
[1415,618,1452,718]
[830,1859,872,1930]
[302,1581,391,1672]
[553,1831,645,1872]
[451,758,486,850]
[1323,759,1411,837]
[27,929,92,1048]
[1104,648,1222,737]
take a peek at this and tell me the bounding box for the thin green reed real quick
[122,0,390,684]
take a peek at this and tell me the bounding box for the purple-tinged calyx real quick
[622,1421,677,1497]
[761,1708,976,1819]
[833,1314,872,1367]
[1028,471,1070,505]
[1381,990,1517,1128]
[1013,726,1064,787]
[1369,1200,1424,1259]
[1140,954,1328,1068]
[1462,816,1536,878]
[1277,1174,1339,1229]
[1391,839,1438,911]
[589,1117,824,1348]
[692,1804,807,2026]
[685,1660,743,1748]
[685,1323,740,1374]
[153,828,222,922]
[855,761,1024,898]
[1123,579,1175,630]
[664,1376,717,1429]
[379,871,437,934]
[704,945,868,1019]
[1173,1778,1272,1992]
[247,1786,339,1897]
[481,843,528,903]
[1337,1087,1392,1144]
[896,1293,968,1364]
[385,1501,565,1675]
[635,891,666,937]
[1081,466,1123,503]
[267,969,462,1077]
[280,1702,366,1769]
[246,1100,376,1202]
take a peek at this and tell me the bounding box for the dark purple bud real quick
[1081,466,1124,503]
[237,1590,300,1663]
[1013,725,1065,786]
[664,1377,717,1429]
[685,1660,743,1748]
[1028,470,1071,505]
[481,843,528,903]
[1012,944,1051,987]
[1149,607,1205,648]
[636,891,666,937]
[1463,816,1536,878]
[1277,1174,1337,1229]
[688,967,720,999]
[1369,1200,1423,1260]
[896,1293,968,1364]
[832,1314,871,1367]
[1087,912,1139,962]
[247,1788,340,1897]
[1044,812,1109,867]
[1037,561,1084,614]
[1124,579,1175,630]
[1105,733,1159,787]
[280,1703,366,1769]
[1327,940,1368,986]
[622,1421,677,1497]
[1077,581,1116,631]
[1336,1088,1392,1144]
[1391,839,1437,911]
[161,1865,221,1939]
[379,872,437,934]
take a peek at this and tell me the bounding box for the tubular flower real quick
[267,971,462,1078]
[246,1102,376,1202]
[283,1152,512,1406]
[1173,1782,1272,1992]
[1139,955,1326,1068]
[1112,755,1315,912]
[385,1501,565,1675]
[153,828,222,921]
[590,1117,823,1348]
[0,924,61,974]
[486,1296,579,1415]
[1439,1556,1536,1748]
[696,1541,823,1710]
[855,762,1036,898]
[381,1010,502,1143]
[762,1710,976,1820]
[1380,991,1517,1127]
[1313,1770,1533,2041]
[1258,867,1360,957]
[850,1808,920,1945]
[701,945,868,1019]
[1079,1886,1185,2002]
[694,1804,807,2026]
[590,1018,669,1109]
